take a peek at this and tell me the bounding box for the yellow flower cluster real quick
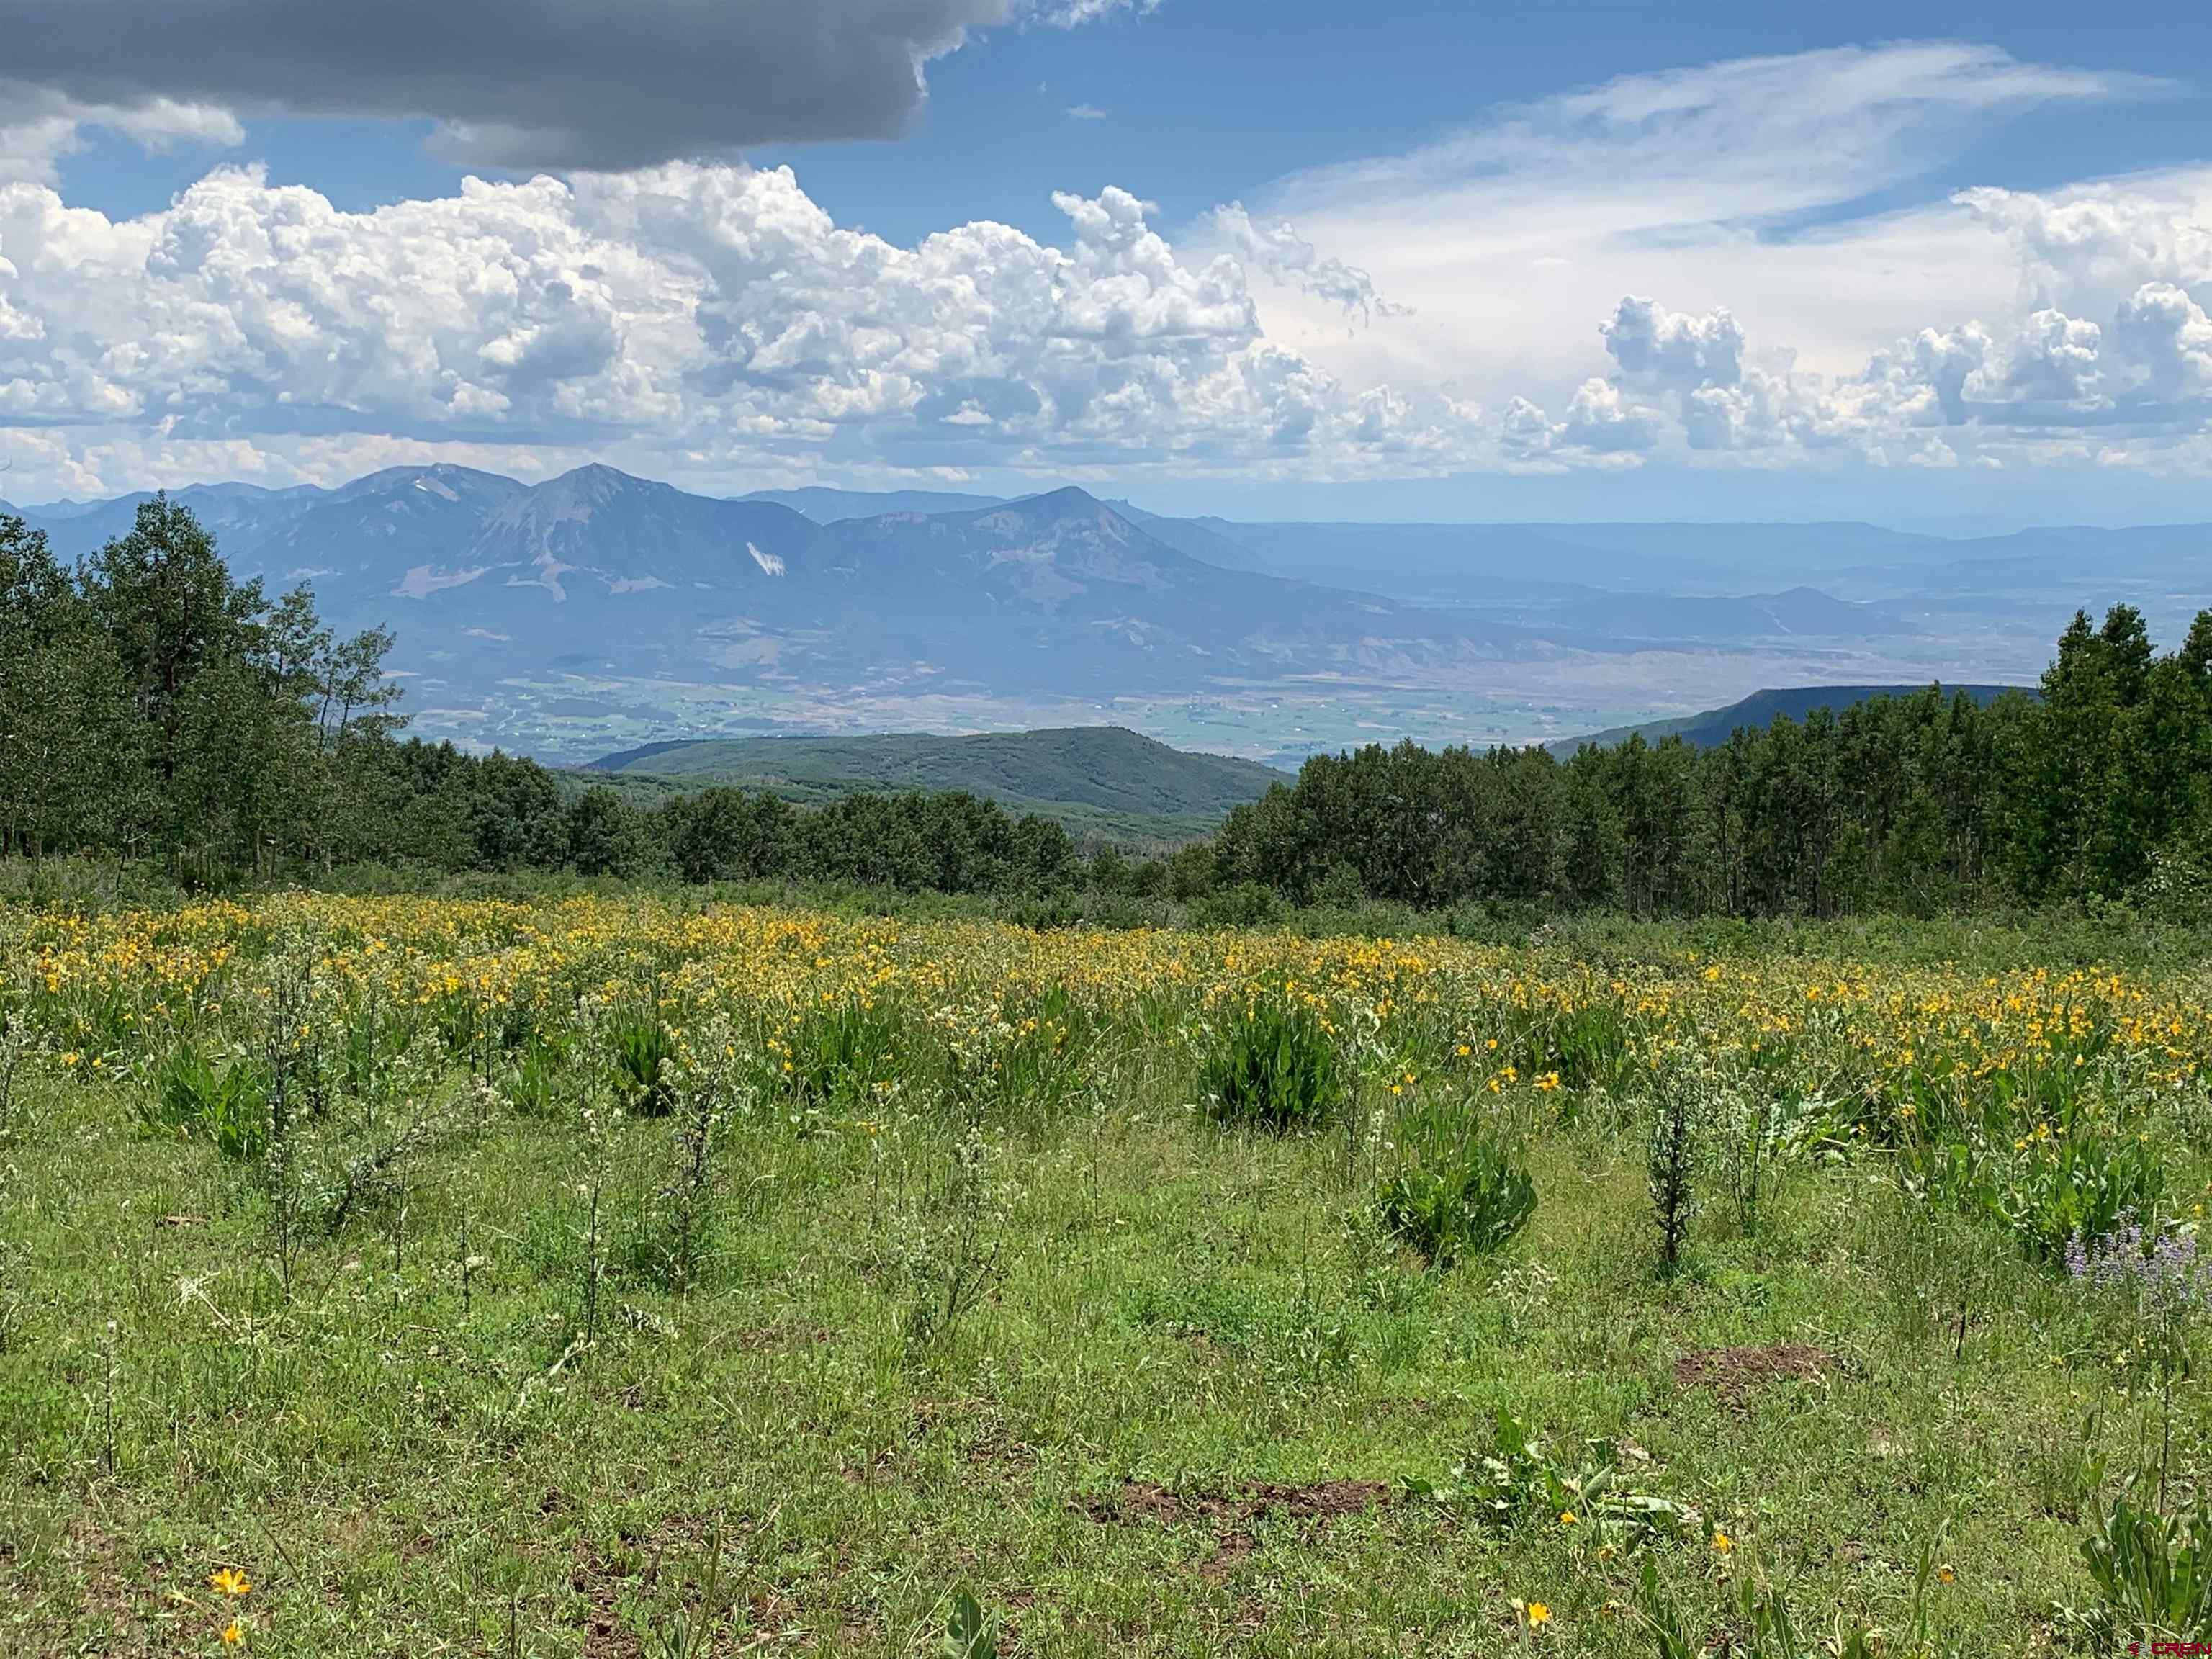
[6,895,2209,1115]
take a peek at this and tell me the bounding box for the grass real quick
[1,893,2207,1654]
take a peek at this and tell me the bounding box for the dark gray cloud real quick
[0,0,1038,169]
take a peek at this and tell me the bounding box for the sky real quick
[4,0,2212,529]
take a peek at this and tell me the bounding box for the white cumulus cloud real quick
[6,40,2212,501]
[0,159,1530,498]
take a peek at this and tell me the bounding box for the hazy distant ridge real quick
[1552,683,2033,755]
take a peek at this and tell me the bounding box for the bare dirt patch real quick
[570,1551,641,1659]
[1673,1343,1838,1413]
[727,1321,832,1354]
[1072,1479,1394,1581]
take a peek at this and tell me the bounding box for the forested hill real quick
[586,727,1283,844]
[1552,683,2031,755]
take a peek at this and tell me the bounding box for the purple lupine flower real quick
[2067,1210,2212,1311]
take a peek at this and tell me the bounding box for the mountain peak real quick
[541,462,652,493]
[503,464,682,528]
[1020,485,1101,508]
[333,463,523,504]
[966,485,1133,533]
[920,484,1124,537]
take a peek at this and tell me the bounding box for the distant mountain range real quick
[3,468,2193,763]
[6,465,1524,752]
[1550,683,2033,755]
[585,724,1283,845]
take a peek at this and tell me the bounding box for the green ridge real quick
[583,725,1285,847]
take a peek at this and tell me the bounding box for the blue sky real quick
[771,1,2212,248]
[52,2,2212,238]
[6,0,2212,526]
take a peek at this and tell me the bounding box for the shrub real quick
[606,1004,677,1116]
[146,1044,269,1159]
[1200,994,1345,1130]
[507,1028,572,1119]
[2000,1120,2165,1265]
[1912,1109,2166,1266]
[1189,881,1280,929]
[1312,863,1367,909]
[997,889,1163,931]
[1375,1101,1536,1267]
[765,995,903,1120]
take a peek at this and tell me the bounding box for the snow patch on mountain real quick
[395,564,492,599]
[508,560,572,601]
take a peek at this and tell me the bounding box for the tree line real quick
[1215,604,2212,918]
[0,499,1082,893]
[7,496,2211,919]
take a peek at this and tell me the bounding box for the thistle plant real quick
[261,964,306,1300]
[575,1094,617,1352]
[891,1122,1005,1361]
[1712,1070,1793,1236]
[99,1318,119,1479]
[320,1036,457,1238]
[657,1016,749,1295]
[0,997,24,1140]
[1647,1066,1701,1280]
